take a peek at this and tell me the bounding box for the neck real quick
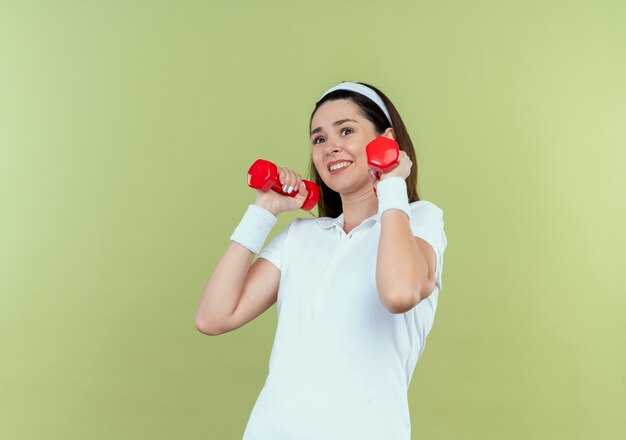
[339,187,378,234]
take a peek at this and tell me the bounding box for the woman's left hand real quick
[368,149,413,187]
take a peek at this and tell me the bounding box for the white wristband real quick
[376,176,411,219]
[230,204,277,254]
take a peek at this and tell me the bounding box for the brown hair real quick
[308,82,421,218]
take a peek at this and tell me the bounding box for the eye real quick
[312,128,353,145]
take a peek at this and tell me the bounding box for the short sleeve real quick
[409,201,447,290]
[257,222,292,271]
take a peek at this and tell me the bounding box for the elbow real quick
[384,289,420,314]
[384,278,435,314]
[195,319,222,336]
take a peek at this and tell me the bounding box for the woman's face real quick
[310,99,389,195]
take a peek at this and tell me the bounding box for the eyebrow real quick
[310,119,358,137]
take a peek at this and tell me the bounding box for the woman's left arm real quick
[372,148,437,314]
[377,209,436,314]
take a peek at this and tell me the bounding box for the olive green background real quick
[1,1,624,439]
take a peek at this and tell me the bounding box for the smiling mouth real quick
[328,161,353,173]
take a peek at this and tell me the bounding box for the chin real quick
[326,181,367,196]
[319,177,341,193]
[322,181,340,193]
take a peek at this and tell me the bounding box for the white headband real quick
[318,81,393,127]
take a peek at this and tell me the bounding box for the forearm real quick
[376,209,428,312]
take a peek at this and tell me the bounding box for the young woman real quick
[195,81,448,440]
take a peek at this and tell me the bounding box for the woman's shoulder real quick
[409,199,444,215]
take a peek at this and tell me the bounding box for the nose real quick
[325,137,342,155]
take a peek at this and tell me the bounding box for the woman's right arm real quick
[194,239,280,335]
[194,168,307,336]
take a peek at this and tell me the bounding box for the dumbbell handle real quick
[247,159,320,211]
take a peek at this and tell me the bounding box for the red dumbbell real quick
[366,136,400,195]
[247,159,320,211]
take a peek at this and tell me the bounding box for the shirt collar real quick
[315,211,382,230]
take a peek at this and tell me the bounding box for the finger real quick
[295,183,309,208]
[279,168,293,193]
[289,171,301,194]
[368,168,379,180]
[285,170,296,193]
[278,168,287,188]
[296,180,308,198]
[368,171,376,186]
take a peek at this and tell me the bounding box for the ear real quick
[382,127,396,141]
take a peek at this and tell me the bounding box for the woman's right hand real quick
[254,166,310,216]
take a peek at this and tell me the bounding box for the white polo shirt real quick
[242,200,447,440]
